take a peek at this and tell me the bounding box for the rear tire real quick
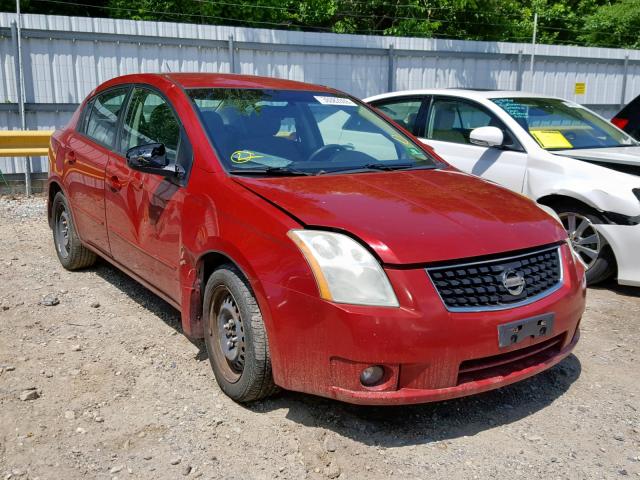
[51,192,97,270]
[203,264,278,403]
[553,203,616,285]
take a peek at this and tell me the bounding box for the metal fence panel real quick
[0,12,638,174]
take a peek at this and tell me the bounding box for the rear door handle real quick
[67,150,76,164]
[108,175,122,192]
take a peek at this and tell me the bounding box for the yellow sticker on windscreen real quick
[529,130,573,149]
[230,150,264,163]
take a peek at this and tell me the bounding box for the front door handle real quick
[108,175,122,192]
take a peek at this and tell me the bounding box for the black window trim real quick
[427,95,527,153]
[76,84,133,151]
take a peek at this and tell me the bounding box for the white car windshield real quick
[492,97,638,150]
[188,88,440,175]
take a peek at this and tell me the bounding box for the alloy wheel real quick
[559,212,601,270]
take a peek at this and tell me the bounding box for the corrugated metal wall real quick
[1,12,639,174]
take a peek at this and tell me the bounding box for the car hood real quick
[554,146,640,167]
[233,169,566,265]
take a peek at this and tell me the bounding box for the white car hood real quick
[554,146,640,167]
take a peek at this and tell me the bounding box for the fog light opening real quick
[360,365,385,387]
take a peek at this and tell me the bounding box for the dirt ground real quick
[0,194,639,480]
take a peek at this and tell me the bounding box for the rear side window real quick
[120,87,180,163]
[84,88,128,147]
[372,98,423,134]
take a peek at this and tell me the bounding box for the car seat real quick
[241,106,301,160]
[430,104,466,144]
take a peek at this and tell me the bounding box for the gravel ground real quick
[0,194,639,480]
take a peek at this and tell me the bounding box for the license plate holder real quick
[498,313,555,348]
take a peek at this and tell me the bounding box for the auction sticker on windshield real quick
[314,96,356,106]
[529,130,573,149]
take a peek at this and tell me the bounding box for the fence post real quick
[228,35,236,74]
[387,44,394,92]
[620,53,629,109]
[516,50,523,91]
[11,19,31,196]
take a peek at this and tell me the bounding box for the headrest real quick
[201,110,225,135]
[433,106,456,130]
[246,106,284,136]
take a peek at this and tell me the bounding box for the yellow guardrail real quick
[0,130,54,157]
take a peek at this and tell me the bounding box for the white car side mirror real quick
[469,126,504,148]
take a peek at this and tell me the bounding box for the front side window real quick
[427,99,502,145]
[84,88,128,147]
[492,97,637,150]
[372,98,423,134]
[188,88,438,175]
[121,88,180,162]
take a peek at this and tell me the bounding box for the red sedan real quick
[47,73,586,405]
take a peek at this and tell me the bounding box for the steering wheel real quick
[308,144,348,163]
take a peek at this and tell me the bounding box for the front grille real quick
[427,245,562,311]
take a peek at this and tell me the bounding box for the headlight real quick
[288,230,399,307]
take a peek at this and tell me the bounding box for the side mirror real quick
[126,143,174,176]
[469,126,504,148]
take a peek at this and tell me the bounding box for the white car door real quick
[420,96,528,193]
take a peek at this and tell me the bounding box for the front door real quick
[421,97,528,193]
[104,87,185,302]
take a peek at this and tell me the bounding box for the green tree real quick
[579,0,640,48]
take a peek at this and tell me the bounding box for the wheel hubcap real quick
[55,209,71,258]
[559,212,601,270]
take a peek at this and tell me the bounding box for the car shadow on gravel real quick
[92,260,208,361]
[253,355,581,447]
[590,280,640,298]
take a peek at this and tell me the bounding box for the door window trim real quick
[427,95,526,153]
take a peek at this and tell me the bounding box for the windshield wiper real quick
[362,163,415,171]
[325,163,437,174]
[228,167,312,176]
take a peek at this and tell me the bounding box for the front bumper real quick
[263,244,585,405]
[597,223,640,287]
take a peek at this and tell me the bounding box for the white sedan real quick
[365,89,640,286]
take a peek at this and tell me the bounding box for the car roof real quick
[99,72,336,93]
[366,89,563,102]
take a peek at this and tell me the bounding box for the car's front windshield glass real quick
[491,97,637,150]
[188,88,439,175]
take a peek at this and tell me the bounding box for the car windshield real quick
[491,97,637,150]
[188,88,439,175]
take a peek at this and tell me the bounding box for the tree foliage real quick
[1,0,638,49]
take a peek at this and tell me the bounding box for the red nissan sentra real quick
[47,73,586,405]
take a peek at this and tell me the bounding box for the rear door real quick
[105,86,189,302]
[421,96,528,192]
[65,86,130,255]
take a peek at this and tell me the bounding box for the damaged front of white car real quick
[490,95,640,287]
[365,89,640,286]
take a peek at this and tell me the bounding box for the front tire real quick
[203,264,278,403]
[554,203,615,285]
[51,192,97,270]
